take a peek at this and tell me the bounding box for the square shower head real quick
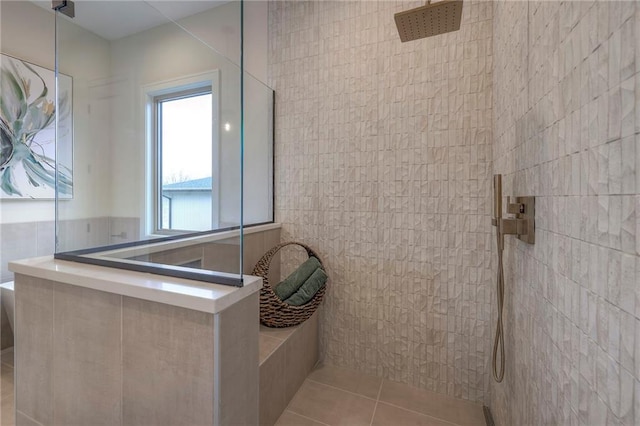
[394,0,463,42]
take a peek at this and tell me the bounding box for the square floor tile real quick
[308,363,382,399]
[1,396,14,426]
[275,410,326,426]
[288,380,376,426]
[379,380,484,426]
[372,402,459,426]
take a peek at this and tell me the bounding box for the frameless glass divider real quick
[51,0,273,286]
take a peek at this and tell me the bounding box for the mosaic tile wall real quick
[269,1,494,402]
[491,1,639,425]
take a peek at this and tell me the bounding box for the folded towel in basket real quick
[284,267,328,306]
[274,256,321,300]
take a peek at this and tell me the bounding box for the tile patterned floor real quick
[1,348,14,426]
[0,347,485,426]
[276,364,486,426]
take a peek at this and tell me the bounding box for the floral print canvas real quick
[0,54,73,199]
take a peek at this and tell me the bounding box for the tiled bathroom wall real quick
[269,1,494,402]
[0,216,139,349]
[0,217,141,281]
[0,221,57,283]
[491,1,639,425]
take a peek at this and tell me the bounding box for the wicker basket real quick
[252,241,327,328]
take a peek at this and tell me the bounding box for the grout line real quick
[306,378,378,402]
[286,409,331,426]
[377,400,463,426]
[259,347,279,366]
[294,376,474,426]
[311,358,322,370]
[17,410,44,426]
[258,330,287,340]
[368,380,384,426]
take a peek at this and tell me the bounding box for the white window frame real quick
[143,71,221,235]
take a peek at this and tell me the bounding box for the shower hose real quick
[493,230,505,382]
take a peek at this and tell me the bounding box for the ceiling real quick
[33,1,230,41]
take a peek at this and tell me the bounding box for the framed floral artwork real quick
[0,53,73,199]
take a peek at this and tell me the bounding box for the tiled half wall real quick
[0,221,279,351]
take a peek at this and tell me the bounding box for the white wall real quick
[56,10,113,223]
[184,0,273,226]
[245,1,269,84]
[0,1,53,224]
[243,74,273,225]
[0,1,111,224]
[107,1,272,233]
[107,14,243,229]
[172,1,268,83]
[0,0,271,233]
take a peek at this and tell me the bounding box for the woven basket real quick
[252,241,327,328]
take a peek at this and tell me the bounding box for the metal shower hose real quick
[493,229,505,382]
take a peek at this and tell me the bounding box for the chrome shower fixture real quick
[491,174,534,382]
[394,0,463,42]
[492,176,535,245]
[52,0,75,18]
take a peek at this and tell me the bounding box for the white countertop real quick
[9,256,262,314]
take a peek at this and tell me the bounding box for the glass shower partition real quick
[52,0,273,286]
[243,72,274,228]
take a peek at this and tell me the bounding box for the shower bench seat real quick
[258,312,319,426]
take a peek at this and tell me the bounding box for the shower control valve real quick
[497,217,526,236]
[506,201,526,214]
[503,196,535,244]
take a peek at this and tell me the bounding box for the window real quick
[145,72,220,235]
[155,88,213,232]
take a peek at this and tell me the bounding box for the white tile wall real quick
[269,0,494,403]
[0,217,137,281]
[491,1,639,425]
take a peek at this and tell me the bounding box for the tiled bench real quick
[258,312,319,426]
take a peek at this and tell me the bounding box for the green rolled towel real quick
[274,256,321,300]
[284,267,328,306]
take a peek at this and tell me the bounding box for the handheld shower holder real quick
[491,174,534,382]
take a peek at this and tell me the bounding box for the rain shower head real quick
[394,0,463,42]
